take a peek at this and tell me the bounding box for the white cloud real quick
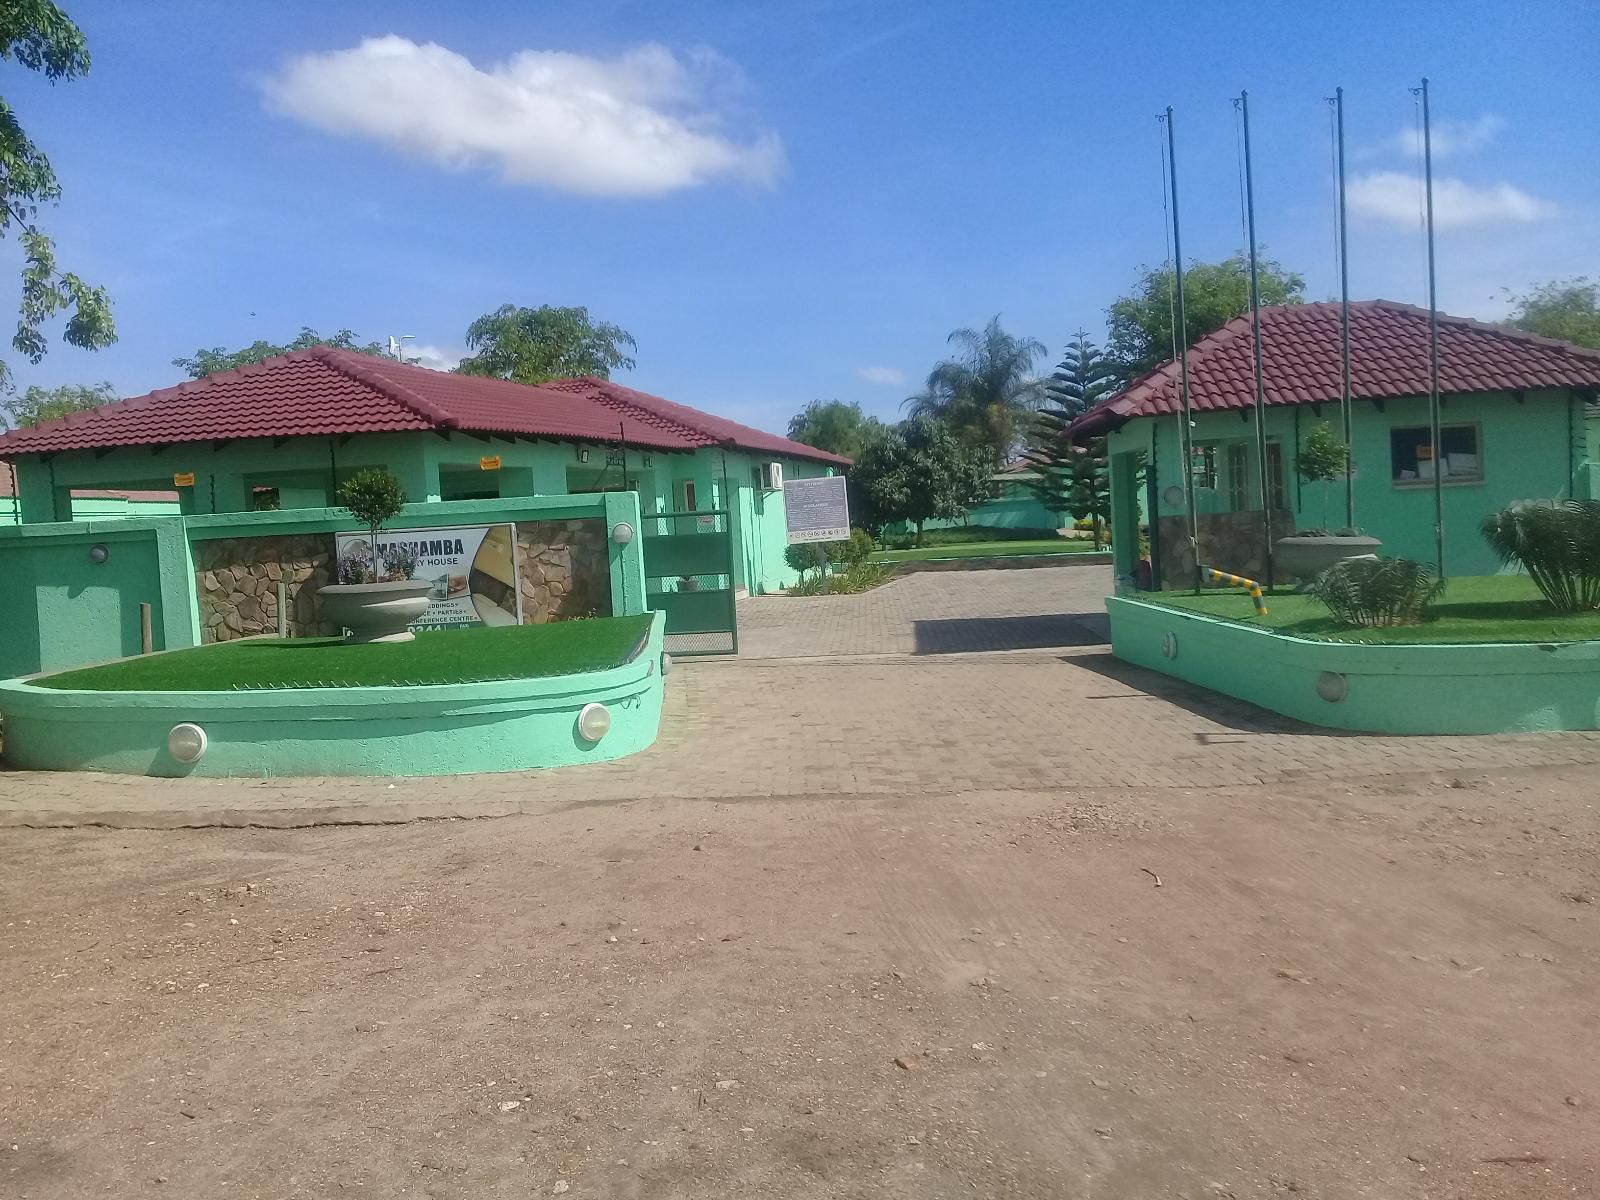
[405,344,461,372]
[1348,170,1555,230]
[856,366,906,386]
[261,36,784,196]
[1378,114,1505,160]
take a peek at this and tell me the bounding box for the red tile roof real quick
[1069,300,1600,441]
[0,348,850,466]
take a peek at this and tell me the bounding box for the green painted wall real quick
[0,525,170,678]
[0,612,666,777]
[0,493,645,679]
[1109,596,1600,734]
[1108,389,1594,582]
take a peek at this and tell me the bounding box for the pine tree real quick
[1024,332,1118,542]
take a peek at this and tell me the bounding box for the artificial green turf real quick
[33,615,654,691]
[1144,575,1600,644]
[871,539,1105,563]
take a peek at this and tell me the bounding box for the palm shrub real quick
[1308,556,1444,627]
[1480,500,1600,612]
[336,468,408,584]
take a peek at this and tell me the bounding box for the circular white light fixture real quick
[660,652,674,677]
[88,543,110,564]
[1161,485,1185,508]
[576,702,612,743]
[167,723,209,763]
[611,521,634,545]
[1315,671,1349,703]
[1162,632,1179,660]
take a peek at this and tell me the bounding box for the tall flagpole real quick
[1165,106,1200,593]
[1237,90,1273,589]
[1335,86,1354,530]
[1414,77,1444,575]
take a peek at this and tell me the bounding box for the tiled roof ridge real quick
[305,346,458,429]
[543,376,716,445]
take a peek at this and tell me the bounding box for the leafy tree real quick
[335,468,408,585]
[851,416,988,546]
[786,399,882,460]
[1106,253,1305,380]
[1505,278,1600,350]
[904,316,1046,464]
[1295,420,1351,532]
[173,327,386,379]
[456,304,636,384]
[0,1,116,390]
[0,378,111,428]
[1023,333,1118,531]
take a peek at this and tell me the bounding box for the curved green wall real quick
[0,613,666,778]
[1109,597,1600,734]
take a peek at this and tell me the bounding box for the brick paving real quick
[735,567,1112,658]
[4,566,1598,827]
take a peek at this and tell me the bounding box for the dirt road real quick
[3,759,1596,1198]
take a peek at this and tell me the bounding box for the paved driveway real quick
[736,565,1112,659]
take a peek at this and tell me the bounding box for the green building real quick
[1069,300,1600,587]
[0,348,847,597]
[1,463,180,525]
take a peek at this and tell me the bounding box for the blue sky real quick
[11,0,1599,434]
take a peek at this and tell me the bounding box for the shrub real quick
[827,528,875,567]
[784,542,828,579]
[1295,420,1351,531]
[336,469,408,584]
[1308,556,1444,627]
[788,561,891,596]
[1481,500,1600,612]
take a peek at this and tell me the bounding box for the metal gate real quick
[641,509,738,656]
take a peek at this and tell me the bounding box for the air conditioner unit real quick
[760,461,784,490]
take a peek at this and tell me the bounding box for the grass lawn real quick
[871,539,1105,563]
[33,615,654,691]
[1145,575,1600,644]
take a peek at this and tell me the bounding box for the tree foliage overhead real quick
[172,327,387,379]
[785,399,882,461]
[0,377,111,428]
[1106,253,1305,381]
[456,304,636,385]
[850,416,989,546]
[0,0,115,391]
[1504,278,1600,350]
[904,315,1046,464]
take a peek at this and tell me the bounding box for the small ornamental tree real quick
[336,469,408,584]
[1295,421,1351,533]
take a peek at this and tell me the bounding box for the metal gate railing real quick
[641,510,738,656]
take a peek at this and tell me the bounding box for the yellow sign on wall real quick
[479,455,502,471]
[173,472,195,487]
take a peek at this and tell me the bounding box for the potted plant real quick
[1275,422,1382,585]
[318,468,432,643]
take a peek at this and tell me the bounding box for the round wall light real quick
[1161,485,1185,509]
[1315,671,1349,703]
[167,722,209,764]
[660,652,674,677]
[1162,632,1179,660]
[611,522,634,545]
[576,702,612,743]
[88,543,110,564]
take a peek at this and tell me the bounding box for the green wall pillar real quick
[603,491,647,616]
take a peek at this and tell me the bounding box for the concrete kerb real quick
[882,552,1112,574]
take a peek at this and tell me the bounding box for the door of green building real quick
[641,509,738,656]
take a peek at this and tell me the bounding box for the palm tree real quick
[904,316,1046,465]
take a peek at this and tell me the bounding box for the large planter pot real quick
[318,580,433,644]
[1274,535,1383,586]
